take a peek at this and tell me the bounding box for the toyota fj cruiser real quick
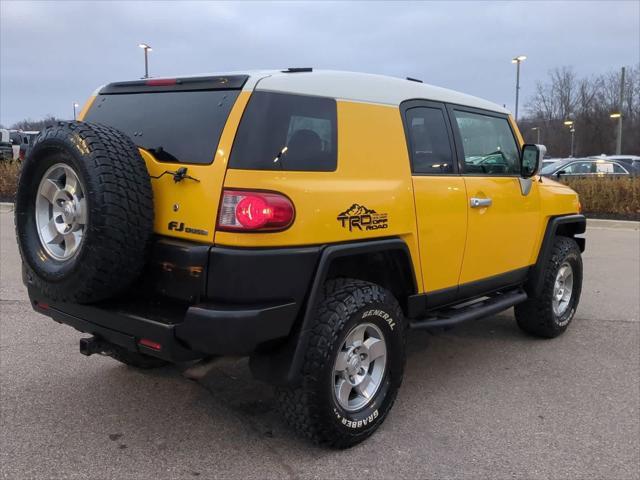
[15,69,585,448]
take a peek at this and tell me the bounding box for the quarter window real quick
[596,162,626,174]
[229,91,337,171]
[453,110,520,175]
[561,161,628,175]
[405,107,455,174]
[562,161,593,174]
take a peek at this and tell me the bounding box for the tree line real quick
[520,64,639,157]
[1,115,63,132]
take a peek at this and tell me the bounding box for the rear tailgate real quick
[82,76,251,244]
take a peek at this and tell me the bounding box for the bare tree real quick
[10,116,62,132]
[522,64,640,156]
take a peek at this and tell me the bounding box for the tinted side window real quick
[564,161,594,174]
[230,91,337,171]
[453,110,520,175]
[405,107,454,174]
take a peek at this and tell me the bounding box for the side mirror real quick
[520,144,546,178]
[556,170,566,178]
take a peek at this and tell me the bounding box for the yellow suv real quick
[15,69,585,448]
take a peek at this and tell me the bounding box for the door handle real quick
[470,197,492,208]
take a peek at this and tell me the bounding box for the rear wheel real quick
[516,236,583,338]
[276,278,406,449]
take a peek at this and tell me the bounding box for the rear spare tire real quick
[15,121,153,303]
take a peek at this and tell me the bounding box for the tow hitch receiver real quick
[79,336,113,356]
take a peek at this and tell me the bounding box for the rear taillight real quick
[138,338,162,351]
[217,189,294,232]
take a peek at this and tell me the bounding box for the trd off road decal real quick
[337,204,388,232]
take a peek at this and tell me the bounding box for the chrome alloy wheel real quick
[35,163,87,261]
[333,322,387,412]
[552,262,574,317]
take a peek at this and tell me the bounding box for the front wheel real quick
[516,236,583,338]
[276,278,406,449]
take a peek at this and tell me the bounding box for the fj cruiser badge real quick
[337,204,388,232]
[168,221,208,236]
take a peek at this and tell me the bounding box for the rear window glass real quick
[84,90,240,164]
[229,91,337,171]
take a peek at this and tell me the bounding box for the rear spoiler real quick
[99,75,249,95]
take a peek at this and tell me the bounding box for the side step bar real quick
[410,290,528,330]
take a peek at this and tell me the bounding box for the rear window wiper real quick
[147,146,180,164]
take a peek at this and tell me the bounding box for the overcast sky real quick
[1,1,638,126]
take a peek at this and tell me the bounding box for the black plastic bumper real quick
[27,239,322,362]
[29,288,301,361]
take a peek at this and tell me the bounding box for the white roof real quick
[245,70,509,114]
[102,69,509,114]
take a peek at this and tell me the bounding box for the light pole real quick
[610,112,622,155]
[531,126,541,144]
[138,43,152,78]
[511,55,527,121]
[570,127,575,157]
[612,66,625,155]
[564,120,575,157]
[73,102,79,120]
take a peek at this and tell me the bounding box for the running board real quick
[409,290,528,330]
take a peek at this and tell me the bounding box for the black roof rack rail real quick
[406,77,423,83]
[283,67,313,73]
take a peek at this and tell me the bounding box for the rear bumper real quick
[29,288,300,362]
[27,238,322,361]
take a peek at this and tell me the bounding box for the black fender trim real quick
[525,214,586,297]
[249,238,417,386]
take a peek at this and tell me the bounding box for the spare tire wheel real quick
[15,121,154,303]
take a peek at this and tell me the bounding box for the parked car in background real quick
[9,130,25,160]
[542,158,563,168]
[540,157,638,178]
[19,131,39,160]
[590,155,640,171]
[0,129,13,162]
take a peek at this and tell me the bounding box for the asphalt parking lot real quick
[1,207,638,480]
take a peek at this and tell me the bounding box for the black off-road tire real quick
[515,236,583,338]
[15,121,153,303]
[275,278,406,449]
